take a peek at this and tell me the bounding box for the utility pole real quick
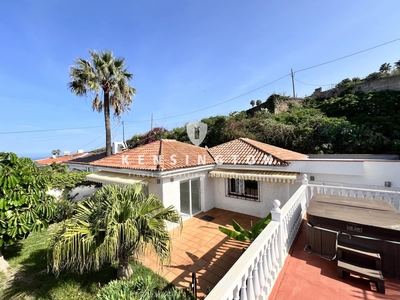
[151,114,153,130]
[122,121,125,142]
[291,69,296,98]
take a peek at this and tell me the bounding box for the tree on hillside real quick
[256,99,262,106]
[0,153,56,271]
[395,60,400,71]
[379,63,391,74]
[250,100,255,107]
[68,50,136,156]
[47,184,181,279]
[364,72,382,82]
[51,149,61,157]
[126,127,168,149]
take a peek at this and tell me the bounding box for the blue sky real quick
[1,0,400,157]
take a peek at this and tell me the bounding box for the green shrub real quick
[97,275,194,300]
[52,199,77,223]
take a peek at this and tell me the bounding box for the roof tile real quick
[208,138,307,166]
[90,139,215,171]
[35,153,88,165]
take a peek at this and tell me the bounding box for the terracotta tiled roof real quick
[35,153,88,165]
[208,138,307,166]
[90,139,215,171]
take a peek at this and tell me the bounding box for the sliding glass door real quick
[180,178,201,216]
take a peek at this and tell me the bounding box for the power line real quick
[125,73,291,123]
[2,37,399,136]
[295,78,335,87]
[78,134,105,149]
[0,125,103,135]
[295,37,400,74]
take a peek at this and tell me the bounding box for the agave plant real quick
[219,214,271,242]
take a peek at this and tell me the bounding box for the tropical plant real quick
[219,214,271,242]
[47,184,182,279]
[0,152,56,270]
[52,199,77,223]
[256,99,262,106]
[97,275,194,300]
[68,50,136,156]
[52,149,61,157]
[250,100,255,107]
[395,60,400,70]
[379,63,391,74]
[365,72,382,81]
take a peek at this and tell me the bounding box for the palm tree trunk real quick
[117,254,133,279]
[0,248,10,272]
[104,92,112,156]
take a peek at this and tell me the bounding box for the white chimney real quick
[63,151,71,156]
[77,149,84,154]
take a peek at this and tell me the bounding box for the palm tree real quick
[68,50,136,156]
[395,60,400,71]
[379,63,391,74]
[47,184,182,279]
[250,100,255,107]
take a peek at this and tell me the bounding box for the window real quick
[227,178,259,201]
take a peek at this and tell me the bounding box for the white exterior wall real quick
[147,178,163,200]
[161,178,180,211]
[202,175,215,212]
[211,178,289,218]
[289,160,400,190]
[68,185,100,202]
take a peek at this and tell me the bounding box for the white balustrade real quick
[206,175,400,299]
[308,184,400,211]
[206,176,309,300]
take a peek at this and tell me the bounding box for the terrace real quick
[145,175,400,299]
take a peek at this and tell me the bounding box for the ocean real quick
[18,153,50,161]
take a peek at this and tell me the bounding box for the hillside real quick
[127,90,400,155]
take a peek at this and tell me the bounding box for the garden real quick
[0,153,194,300]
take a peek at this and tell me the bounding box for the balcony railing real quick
[206,175,400,300]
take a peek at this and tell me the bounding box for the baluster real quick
[273,231,280,274]
[247,267,255,300]
[258,252,266,297]
[271,233,278,279]
[263,244,271,294]
[253,258,261,299]
[266,242,273,280]
[269,235,276,279]
[286,217,290,252]
[233,285,240,300]
[241,275,248,300]
[316,186,321,194]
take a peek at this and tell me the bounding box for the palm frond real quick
[47,183,180,277]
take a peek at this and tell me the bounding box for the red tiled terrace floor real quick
[142,208,260,299]
[270,220,400,300]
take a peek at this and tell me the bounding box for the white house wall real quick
[211,178,289,218]
[161,178,180,211]
[147,178,163,200]
[289,160,400,189]
[202,175,215,212]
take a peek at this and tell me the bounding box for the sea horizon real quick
[17,153,51,161]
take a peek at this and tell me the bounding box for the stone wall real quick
[312,74,400,99]
[246,97,303,115]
